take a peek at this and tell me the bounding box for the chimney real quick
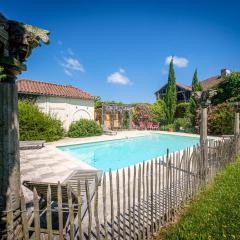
[221,69,231,77]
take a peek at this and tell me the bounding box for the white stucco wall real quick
[35,96,95,130]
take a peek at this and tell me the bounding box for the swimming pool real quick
[58,134,199,171]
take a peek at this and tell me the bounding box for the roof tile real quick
[17,79,95,100]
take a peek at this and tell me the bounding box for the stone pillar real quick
[101,106,105,126]
[0,13,49,237]
[200,107,208,175]
[234,112,239,135]
[120,111,124,129]
[233,102,240,155]
[192,90,216,181]
[111,112,114,130]
[128,109,132,130]
[0,74,21,237]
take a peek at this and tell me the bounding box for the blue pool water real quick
[58,134,199,171]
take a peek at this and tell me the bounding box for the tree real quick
[191,69,202,91]
[189,69,202,125]
[212,72,240,104]
[151,100,167,124]
[164,58,177,124]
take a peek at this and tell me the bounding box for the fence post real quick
[233,102,240,156]
[192,90,216,181]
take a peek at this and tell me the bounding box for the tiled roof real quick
[17,79,95,100]
[200,75,223,90]
[176,82,192,91]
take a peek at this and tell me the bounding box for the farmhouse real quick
[17,79,95,130]
[155,69,230,103]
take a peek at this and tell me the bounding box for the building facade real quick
[155,83,192,103]
[155,69,231,103]
[17,79,95,130]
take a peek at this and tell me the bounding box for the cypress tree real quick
[189,69,202,126]
[164,58,177,124]
[191,69,202,91]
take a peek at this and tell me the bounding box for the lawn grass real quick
[159,157,240,240]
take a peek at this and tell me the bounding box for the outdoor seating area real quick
[134,121,160,130]
[23,169,102,237]
[20,140,45,150]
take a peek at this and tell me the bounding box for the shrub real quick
[151,100,167,125]
[174,117,196,133]
[195,103,234,135]
[175,102,190,118]
[19,101,65,142]
[174,118,187,131]
[160,123,175,131]
[68,119,103,137]
[132,104,157,125]
[208,103,234,135]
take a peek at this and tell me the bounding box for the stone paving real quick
[20,130,200,201]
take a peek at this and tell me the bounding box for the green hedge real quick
[160,157,240,240]
[68,119,103,137]
[175,102,190,118]
[19,101,65,142]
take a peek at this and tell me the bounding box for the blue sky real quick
[1,0,240,103]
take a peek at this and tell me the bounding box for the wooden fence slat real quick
[77,181,83,240]
[116,170,121,240]
[67,185,74,240]
[47,185,53,240]
[128,166,132,240]
[85,180,92,240]
[166,150,170,222]
[102,173,108,240]
[7,192,14,240]
[122,169,126,240]
[169,155,173,221]
[158,157,162,229]
[137,164,141,240]
[146,162,150,239]
[94,176,100,240]
[154,158,158,230]
[33,188,40,240]
[133,165,137,240]
[20,188,29,240]
[173,152,177,215]
[57,182,64,240]
[150,160,154,235]
[142,161,146,240]
[162,155,166,226]
[109,169,114,240]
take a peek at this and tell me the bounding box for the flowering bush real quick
[132,104,157,125]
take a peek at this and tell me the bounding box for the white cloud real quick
[165,56,189,68]
[107,69,131,85]
[58,47,85,76]
[64,69,72,76]
[61,57,85,73]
